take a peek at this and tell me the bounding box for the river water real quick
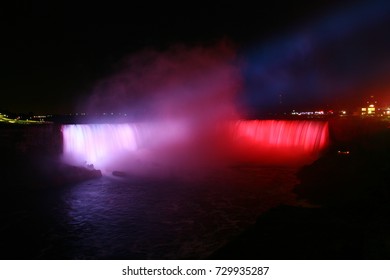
[1,165,299,259]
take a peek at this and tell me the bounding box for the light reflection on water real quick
[61,166,299,259]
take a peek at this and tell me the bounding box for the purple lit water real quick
[56,166,300,259]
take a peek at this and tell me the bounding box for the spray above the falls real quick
[81,42,242,123]
[62,43,330,175]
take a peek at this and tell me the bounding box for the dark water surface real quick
[1,166,299,259]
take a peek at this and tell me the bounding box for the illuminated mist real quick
[60,43,330,176]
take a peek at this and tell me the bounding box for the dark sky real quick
[1,0,389,114]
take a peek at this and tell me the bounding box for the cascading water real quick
[62,124,140,169]
[232,120,328,151]
[227,120,329,165]
[62,120,329,172]
[61,121,192,172]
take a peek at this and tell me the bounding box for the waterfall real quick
[62,120,329,170]
[232,120,328,151]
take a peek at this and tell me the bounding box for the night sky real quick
[1,0,390,114]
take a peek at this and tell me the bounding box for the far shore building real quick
[360,95,390,117]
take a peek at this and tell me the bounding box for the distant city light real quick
[291,110,327,116]
[338,150,350,155]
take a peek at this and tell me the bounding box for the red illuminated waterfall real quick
[62,120,329,171]
[231,120,328,151]
[226,120,329,164]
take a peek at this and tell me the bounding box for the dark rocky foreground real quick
[211,118,390,259]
